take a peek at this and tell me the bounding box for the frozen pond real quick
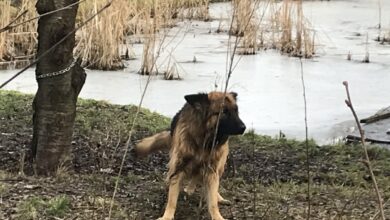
[1,0,390,145]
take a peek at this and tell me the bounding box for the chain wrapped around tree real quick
[31,0,87,175]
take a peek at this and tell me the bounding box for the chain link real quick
[36,58,77,80]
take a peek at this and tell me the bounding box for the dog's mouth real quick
[237,123,246,134]
[218,122,246,136]
[231,123,246,135]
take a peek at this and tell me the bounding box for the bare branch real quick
[343,81,385,220]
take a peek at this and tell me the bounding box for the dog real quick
[133,91,246,220]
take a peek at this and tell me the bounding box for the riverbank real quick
[1,90,389,219]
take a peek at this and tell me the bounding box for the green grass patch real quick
[16,195,70,219]
[2,90,390,219]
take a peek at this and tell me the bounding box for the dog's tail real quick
[133,131,171,157]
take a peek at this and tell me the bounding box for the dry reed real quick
[277,0,315,58]
[1,0,211,70]
[231,0,261,55]
[229,0,316,58]
[0,0,37,69]
[75,0,130,70]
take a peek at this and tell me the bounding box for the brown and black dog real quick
[133,91,246,220]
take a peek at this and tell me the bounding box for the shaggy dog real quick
[134,92,246,220]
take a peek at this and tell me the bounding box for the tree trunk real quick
[32,0,86,175]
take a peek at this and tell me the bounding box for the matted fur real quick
[134,91,246,220]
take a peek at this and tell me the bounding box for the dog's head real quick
[184,91,246,136]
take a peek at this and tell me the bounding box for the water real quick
[1,0,390,145]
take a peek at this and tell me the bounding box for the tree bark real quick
[32,0,86,175]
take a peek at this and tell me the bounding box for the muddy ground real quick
[1,91,390,219]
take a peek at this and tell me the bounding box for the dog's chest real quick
[185,148,224,175]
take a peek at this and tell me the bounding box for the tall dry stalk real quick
[231,0,262,55]
[300,59,311,220]
[377,0,382,29]
[279,0,293,53]
[363,33,370,63]
[139,2,158,75]
[107,1,178,217]
[343,81,385,220]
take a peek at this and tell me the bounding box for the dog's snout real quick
[239,123,246,134]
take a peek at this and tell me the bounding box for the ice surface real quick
[1,0,390,145]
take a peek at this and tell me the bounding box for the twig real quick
[300,58,311,220]
[372,198,389,220]
[0,1,112,89]
[212,0,262,150]
[107,2,179,218]
[252,126,257,218]
[343,81,385,220]
[0,10,28,33]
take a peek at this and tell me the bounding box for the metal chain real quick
[36,58,77,80]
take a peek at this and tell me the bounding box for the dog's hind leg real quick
[158,173,183,220]
[206,173,225,220]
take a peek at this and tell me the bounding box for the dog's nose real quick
[239,124,246,134]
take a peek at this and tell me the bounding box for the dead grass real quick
[0,0,211,71]
[274,0,315,58]
[1,91,390,219]
[231,0,261,55]
[1,0,317,71]
[75,0,130,70]
[378,29,390,44]
[228,0,316,58]
[74,0,212,71]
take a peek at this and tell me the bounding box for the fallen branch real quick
[346,135,390,145]
[360,111,390,124]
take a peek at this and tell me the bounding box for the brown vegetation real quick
[229,0,316,57]
[0,0,37,69]
[0,0,211,71]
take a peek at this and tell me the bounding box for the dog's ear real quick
[230,92,238,100]
[185,93,209,109]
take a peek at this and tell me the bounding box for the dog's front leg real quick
[206,173,225,220]
[158,174,182,220]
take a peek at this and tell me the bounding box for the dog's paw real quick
[217,193,231,206]
[218,198,232,206]
[157,217,173,220]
